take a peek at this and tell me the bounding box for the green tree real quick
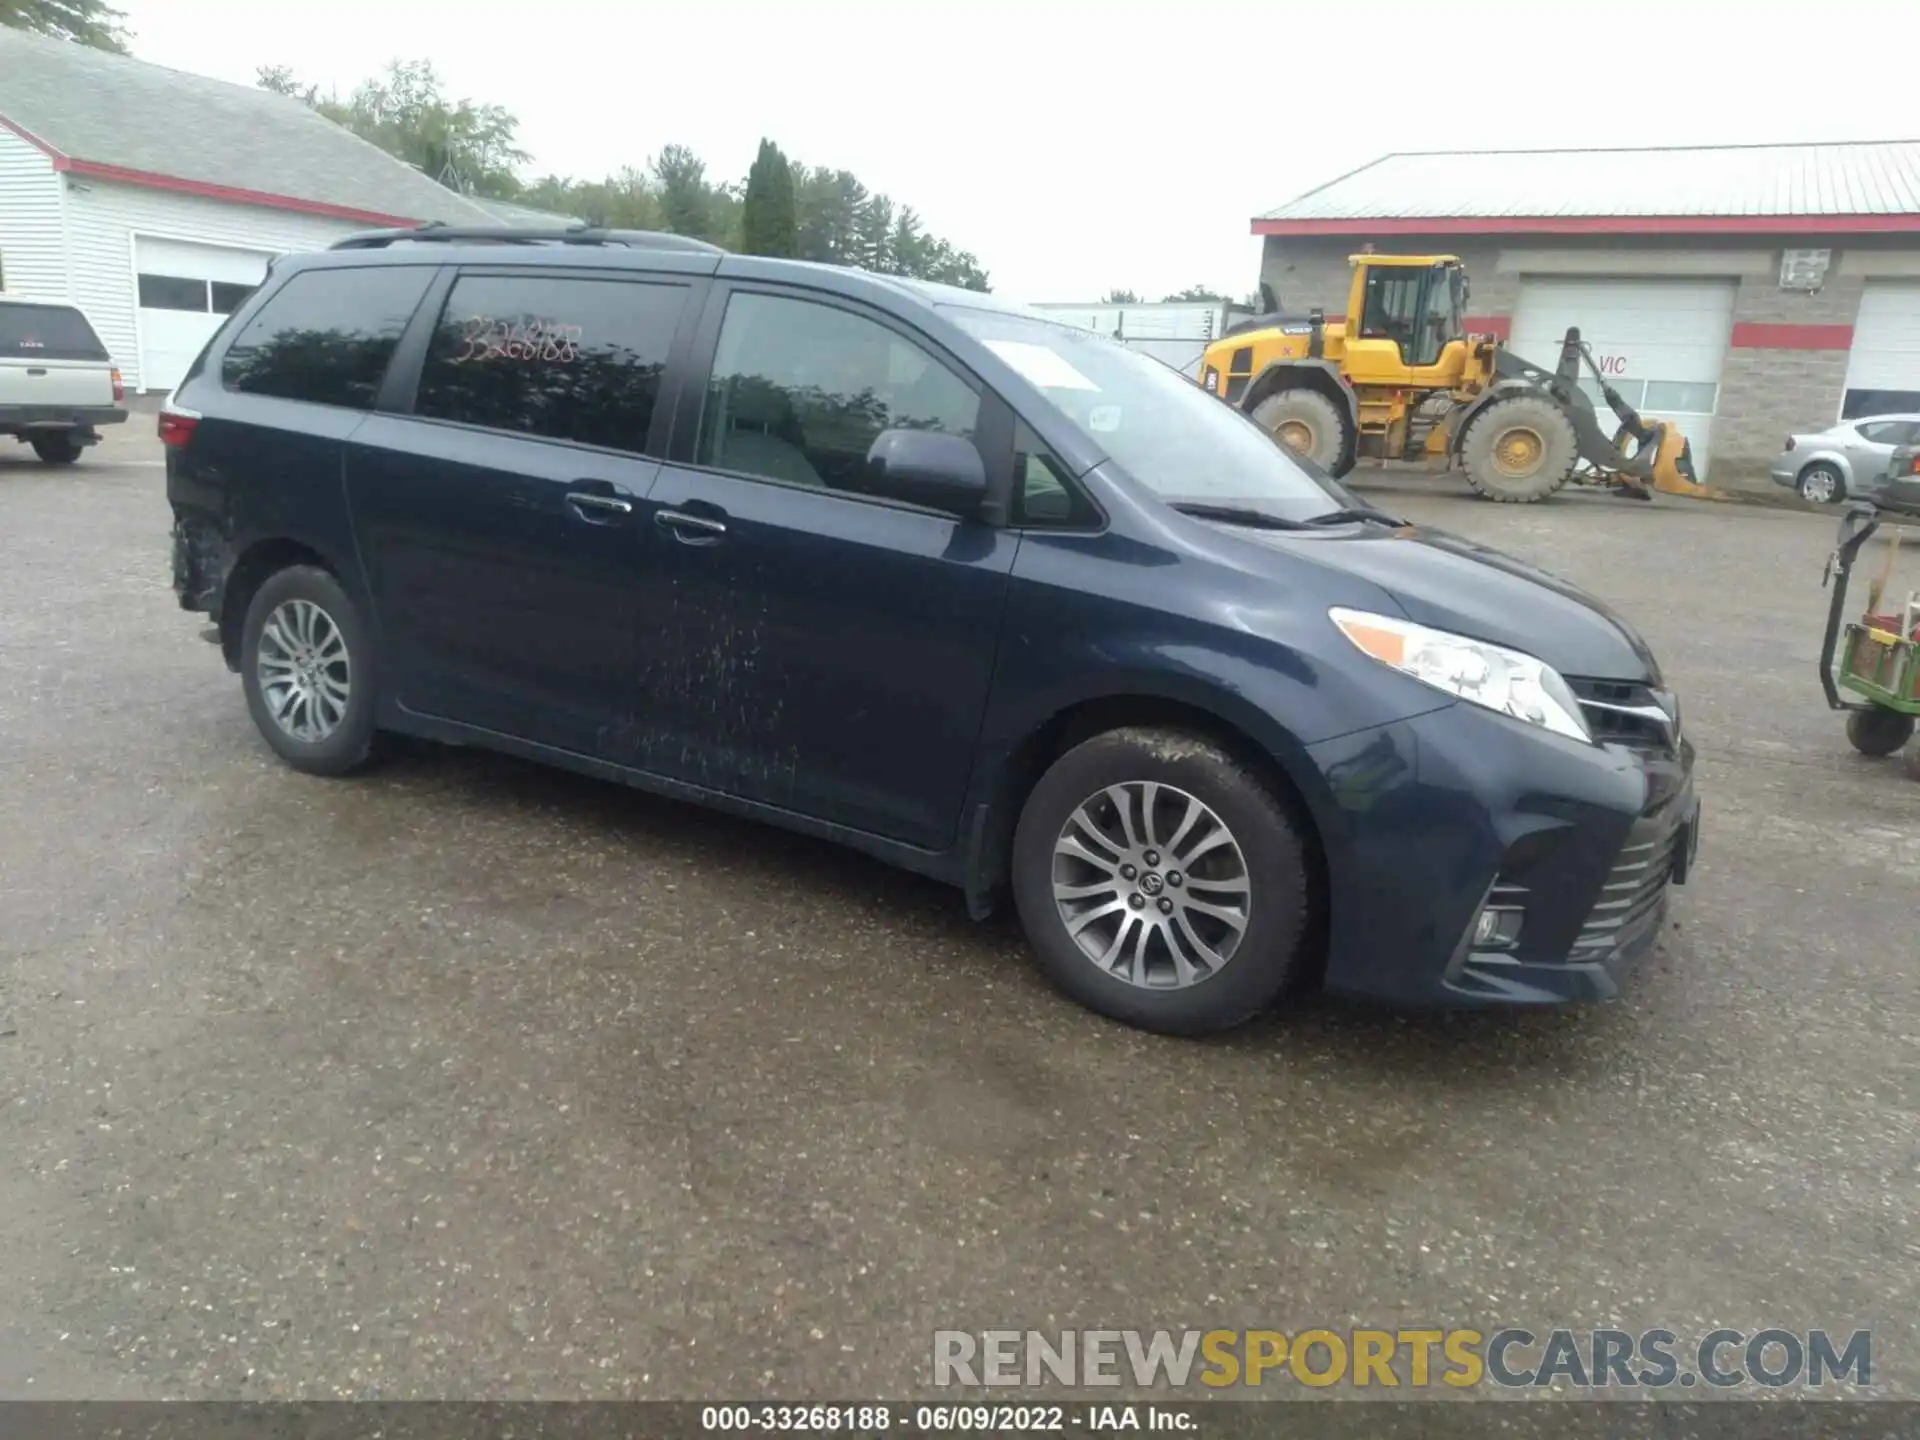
[1103,289,1140,304]
[258,60,526,200]
[1162,286,1227,303]
[1,0,128,52]
[856,195,895,273]
[652,144,713,240]
[795,167,871,267]
[740,139,799,258]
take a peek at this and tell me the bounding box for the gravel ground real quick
[0,436,1914,1406]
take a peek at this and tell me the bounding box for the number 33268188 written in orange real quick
[449,316,583,363]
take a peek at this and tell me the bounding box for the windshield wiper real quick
[1168,502,1312,531]
[1302,506,1409,527]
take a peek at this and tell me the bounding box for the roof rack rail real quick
[329,222,724,254]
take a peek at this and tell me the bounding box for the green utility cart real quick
[1822,499,1920,776]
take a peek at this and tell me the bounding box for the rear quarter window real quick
[0,303,110,362]
[221,265,433,409]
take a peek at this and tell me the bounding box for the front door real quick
[634,287,1018,850]
[347,268,696,757]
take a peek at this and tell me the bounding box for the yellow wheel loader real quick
[1197,254,1722,503]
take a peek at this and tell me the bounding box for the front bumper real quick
[1306,701,1696,1007]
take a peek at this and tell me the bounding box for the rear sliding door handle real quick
[654,509,728,537]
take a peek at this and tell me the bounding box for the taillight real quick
[158,404,200,448]
[110,367,125,403]
[1784,435,1795,451]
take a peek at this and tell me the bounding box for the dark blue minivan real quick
[164,226,1698,1035]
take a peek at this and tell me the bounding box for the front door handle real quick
[655,509,728,540]
[567,491,633,521]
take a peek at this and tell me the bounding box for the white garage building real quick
[0,28,493,394]
[1253,141,1920,485]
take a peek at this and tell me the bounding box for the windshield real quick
[944,306,1347,518]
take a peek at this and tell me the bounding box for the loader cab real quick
[1342,256,1467,386]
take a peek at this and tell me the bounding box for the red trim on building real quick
[1462,314,1510,341]
[1252,213,1920,237]
[1729,322,1855,350]
[0,114,66,160]
[53,158,419,227]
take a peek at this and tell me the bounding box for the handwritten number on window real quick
[448,316,581,364]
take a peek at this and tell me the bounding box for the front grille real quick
[1566,677,1679,753]
[1568,817,1679,964]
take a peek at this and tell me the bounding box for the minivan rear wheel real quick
[1011,727,1314,1034]
[239,565,378,776]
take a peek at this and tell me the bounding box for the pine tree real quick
[740,139,798,259]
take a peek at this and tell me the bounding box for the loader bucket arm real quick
[1488,330,1726,500]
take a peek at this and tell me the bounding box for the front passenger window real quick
[696,292,980,494]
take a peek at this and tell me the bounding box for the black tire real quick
[1250,388,1348,472]
[1010,727,1315,1036]
[1460,395,1579,502]
[1846,706,1913,758]
[1797,463,1845,506]
[30,431,82,465]
[239,564,378,776]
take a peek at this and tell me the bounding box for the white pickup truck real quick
[0,297,128,464]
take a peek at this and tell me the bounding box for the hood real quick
[1257,524,1662,682]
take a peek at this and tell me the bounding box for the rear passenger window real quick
[0,302,110,361]
[222,266,431,409]
[696,291,979,493]
[413,274,685,455]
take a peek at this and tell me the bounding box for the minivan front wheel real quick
[240,565,378,776]
[1011,727,1314,1034]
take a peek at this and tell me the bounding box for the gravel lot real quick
[1,433,1914,1405]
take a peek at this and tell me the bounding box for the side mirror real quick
[864,429,987,516]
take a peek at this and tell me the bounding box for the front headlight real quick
[1330,608,1592,743]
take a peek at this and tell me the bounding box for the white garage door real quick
[1843,281,1920,419]
[135,237,274,392]
[1511,277,1736,480]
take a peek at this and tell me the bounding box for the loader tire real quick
[1461,395,1579,503]
[1251,388,1348,473]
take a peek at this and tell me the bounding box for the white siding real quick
[0,126,67,300]
[65,180,364,389]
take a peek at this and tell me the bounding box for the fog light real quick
[1472,906,1523,949]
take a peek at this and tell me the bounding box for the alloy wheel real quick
[257,598,352,743]
[1051,781,1252,989]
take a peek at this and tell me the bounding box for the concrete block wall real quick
[1713,264,1867,484]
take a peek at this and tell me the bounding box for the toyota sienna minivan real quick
[164,226,1699,1036]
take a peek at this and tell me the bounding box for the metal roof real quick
[1256,141,1920,235]
[0,28,496,226]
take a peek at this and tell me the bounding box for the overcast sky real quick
[116,0,1913,302]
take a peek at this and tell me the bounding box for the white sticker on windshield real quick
[1088,405,1121,432]
[985,340,1099,392]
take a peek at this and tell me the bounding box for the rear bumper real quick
[0,404,128,434]
[1306,701,1695,1007]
